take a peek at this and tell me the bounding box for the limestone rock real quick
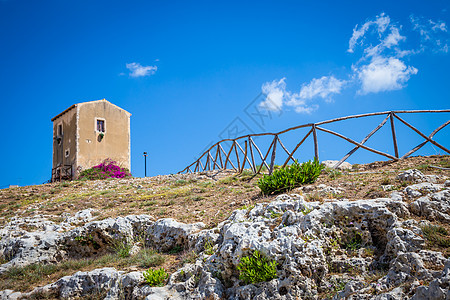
[316,184,345,196]
[63,214,154,258]
[322,160,352,170]
[0,220,65,274]
[0,214,154,274]
[390,191,403,201]
[26,267,122,299]
[382,184,395,191]
[404,182,443,196]
[145,218,205,252]
[397,169,426,183]
[0,290,22,300]
[410,189,450,222]
[188,228,221,254]
[170,262,225,299]
[411,258,450,300]
[64,208,97,225]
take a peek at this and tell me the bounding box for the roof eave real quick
[51,104,77,122]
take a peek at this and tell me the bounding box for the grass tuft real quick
[421,224,450,248]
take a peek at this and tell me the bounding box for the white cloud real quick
[294,104,318,114]
[126,62,157,78]
[298,76,346,102]
[258,76,345,114]
[258,78,286,111]
[356,56,418,94]
[349,14,421,94]
[383,27,406,49]
[431,21,447,32]
[350,13,407,60]
[259,13,447,114]
[410,15,449,53]
[348,13,391,53]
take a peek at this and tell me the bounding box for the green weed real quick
[143,268,169,287]
[258,158,324,195]
[237,250,277,284]
[204,239,215,255]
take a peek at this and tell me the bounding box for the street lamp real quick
[143,152,148,177]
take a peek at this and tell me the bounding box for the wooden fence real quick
[179,110,450,175]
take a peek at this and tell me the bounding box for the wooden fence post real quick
[248,137,256,172]
[312,124,319,161]
[390,112,399,158]
[269,135,278,175]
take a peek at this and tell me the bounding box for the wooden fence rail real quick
[179,110,450,175]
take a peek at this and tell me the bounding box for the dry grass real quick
[0,156,448,228]
[0,247,175,293]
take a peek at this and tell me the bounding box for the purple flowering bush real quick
[78,159,131,180]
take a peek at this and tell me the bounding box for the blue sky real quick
[0,0,449,187]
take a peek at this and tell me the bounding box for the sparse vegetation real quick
[0,248,166,292]
[269,210,282,219]
[324,167,342,180]
[75,234,100,250]
[345,231,364,251]
[204,239,215,255]
[111,237,131,258]
[421,224,450,248]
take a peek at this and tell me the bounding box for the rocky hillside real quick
[0,155,449,299]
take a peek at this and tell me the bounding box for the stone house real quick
[51,99,131,181]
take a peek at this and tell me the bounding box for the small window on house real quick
[56,123,63,145]
[57,124,63,136]
[97,119,105,133]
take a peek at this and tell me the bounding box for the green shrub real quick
[143,268,169,286]
[257,158,324,195]
[237,250,277,284]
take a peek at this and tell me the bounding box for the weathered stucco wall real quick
[77,100,131,171]
[52,107,77,173]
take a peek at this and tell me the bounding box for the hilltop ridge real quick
[0,155,449,299]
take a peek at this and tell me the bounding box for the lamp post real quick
[143,152,148,177]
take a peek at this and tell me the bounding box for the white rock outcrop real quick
[321,160,352,170]
[397,169,426,183]
[145,218,205,252]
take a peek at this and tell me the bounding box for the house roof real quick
[51,99,131,121]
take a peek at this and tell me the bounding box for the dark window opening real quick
[57,124,63,136]
[56,124,63,145]
[97,120,105,133]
